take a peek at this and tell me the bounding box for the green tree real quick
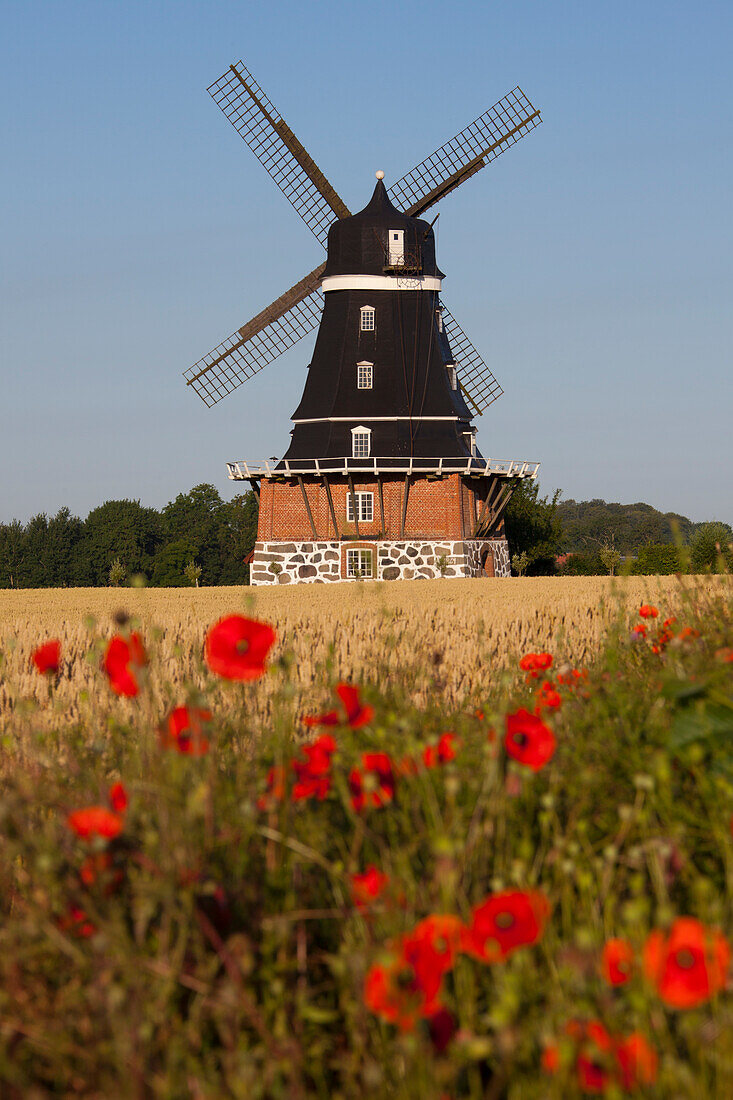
[108,559,126,586]
[152,539,198,587]
[184,560,202,587]
[632,544,684,576]
[504,481,562,575]
[80,500,163,585]
[689,522,733,573]
[0,520,27,587]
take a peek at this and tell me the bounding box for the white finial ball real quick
[375,170,385,180]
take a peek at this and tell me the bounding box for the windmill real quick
[185,62,542,583]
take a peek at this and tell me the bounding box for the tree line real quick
[1,481,729,587]
[0,485,258,588]
[505,483,733,576]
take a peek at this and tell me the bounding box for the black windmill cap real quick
[323,176,443,277]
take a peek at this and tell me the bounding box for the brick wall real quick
[256,474,485,542]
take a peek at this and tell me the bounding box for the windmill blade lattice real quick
[441,303,503,414]
[209,62,350,247]
[389,87,541,218]
[184,265,325,406]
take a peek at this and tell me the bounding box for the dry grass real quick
[2,576,728,730]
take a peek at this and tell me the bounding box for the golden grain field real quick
[2,575,727,730]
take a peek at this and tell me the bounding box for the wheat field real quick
[1,575,726,729]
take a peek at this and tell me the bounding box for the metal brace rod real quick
[321,475,339,538]
[377,475,386,533]
[400,475,410,538]
[297,476,317,538]
[347,474,360,539]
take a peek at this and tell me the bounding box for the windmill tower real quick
[185,63,542,584]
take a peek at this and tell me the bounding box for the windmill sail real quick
[208,62,350,246]
[441,303,503,414]
[184,264,325,406]
[388,87,541,217]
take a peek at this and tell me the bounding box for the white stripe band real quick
[321,274,442,292]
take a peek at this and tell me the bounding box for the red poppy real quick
[643,917,730,1008]
[336,683,374,727]
[103,632,148,697]
[715,646,733,663]
[504,709,556,771]
[59,905,96,939]
[257,765,287,811]
[535,680,562,711]
[350,865,389,911]
[639,604,659,619]
[67,806,123,840]
[601,938,634,986]
[568,1020,614,1094]
[423,732,458,768]
[402,915,463,1002]
[303,683,374,728]
[462,889,549,962]
[159,706,212,756]
[31,639,61,675]
[678,626,700,641]
[364,958,432,1032]
[541,1044,560,1074]
[631,623,647,638]
[427,1006,457,1054]
[519,652,553,680]
[108,782,128,813]
[615,1032,658,1089]
[292,734,337,800]
[349,752,396,812]
[204,614,276,681]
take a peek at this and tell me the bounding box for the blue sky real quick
[1,0,731,524]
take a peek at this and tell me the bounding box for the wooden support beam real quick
[377,474,386,534]
[472,478,503,537]
[321,476,338,538]
[347,474,360,539]
[297,476,317,539]
[248,479,260,502]
[400,475,410,538]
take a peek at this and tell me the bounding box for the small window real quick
[463,431,477,457]
[357,361,373,389]
[347,492,374,523]
[436,308,443,333]
[360,305,375,332]
[351,426,371,458]
[347,548,373,578]
[447,365,457,390]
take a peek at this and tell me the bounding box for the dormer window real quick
[463,430,477,457]
[351,425,371,458]
[446,364,457,390]
[357,361,373,389]
[360,305,375,332]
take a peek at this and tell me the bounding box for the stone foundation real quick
[250,538,511,585]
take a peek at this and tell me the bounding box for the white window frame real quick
[351,425,371,458]
[388,229,405,266]
[436,308,443,332]
[357,361,373,389]
[463,431,477,457]
[347,548,373,578]
[446,364,457,390]
[360,305,375,331]
[347,491,374,523]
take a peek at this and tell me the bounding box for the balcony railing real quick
[226,456,540,481]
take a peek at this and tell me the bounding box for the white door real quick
[388,229,404,266]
